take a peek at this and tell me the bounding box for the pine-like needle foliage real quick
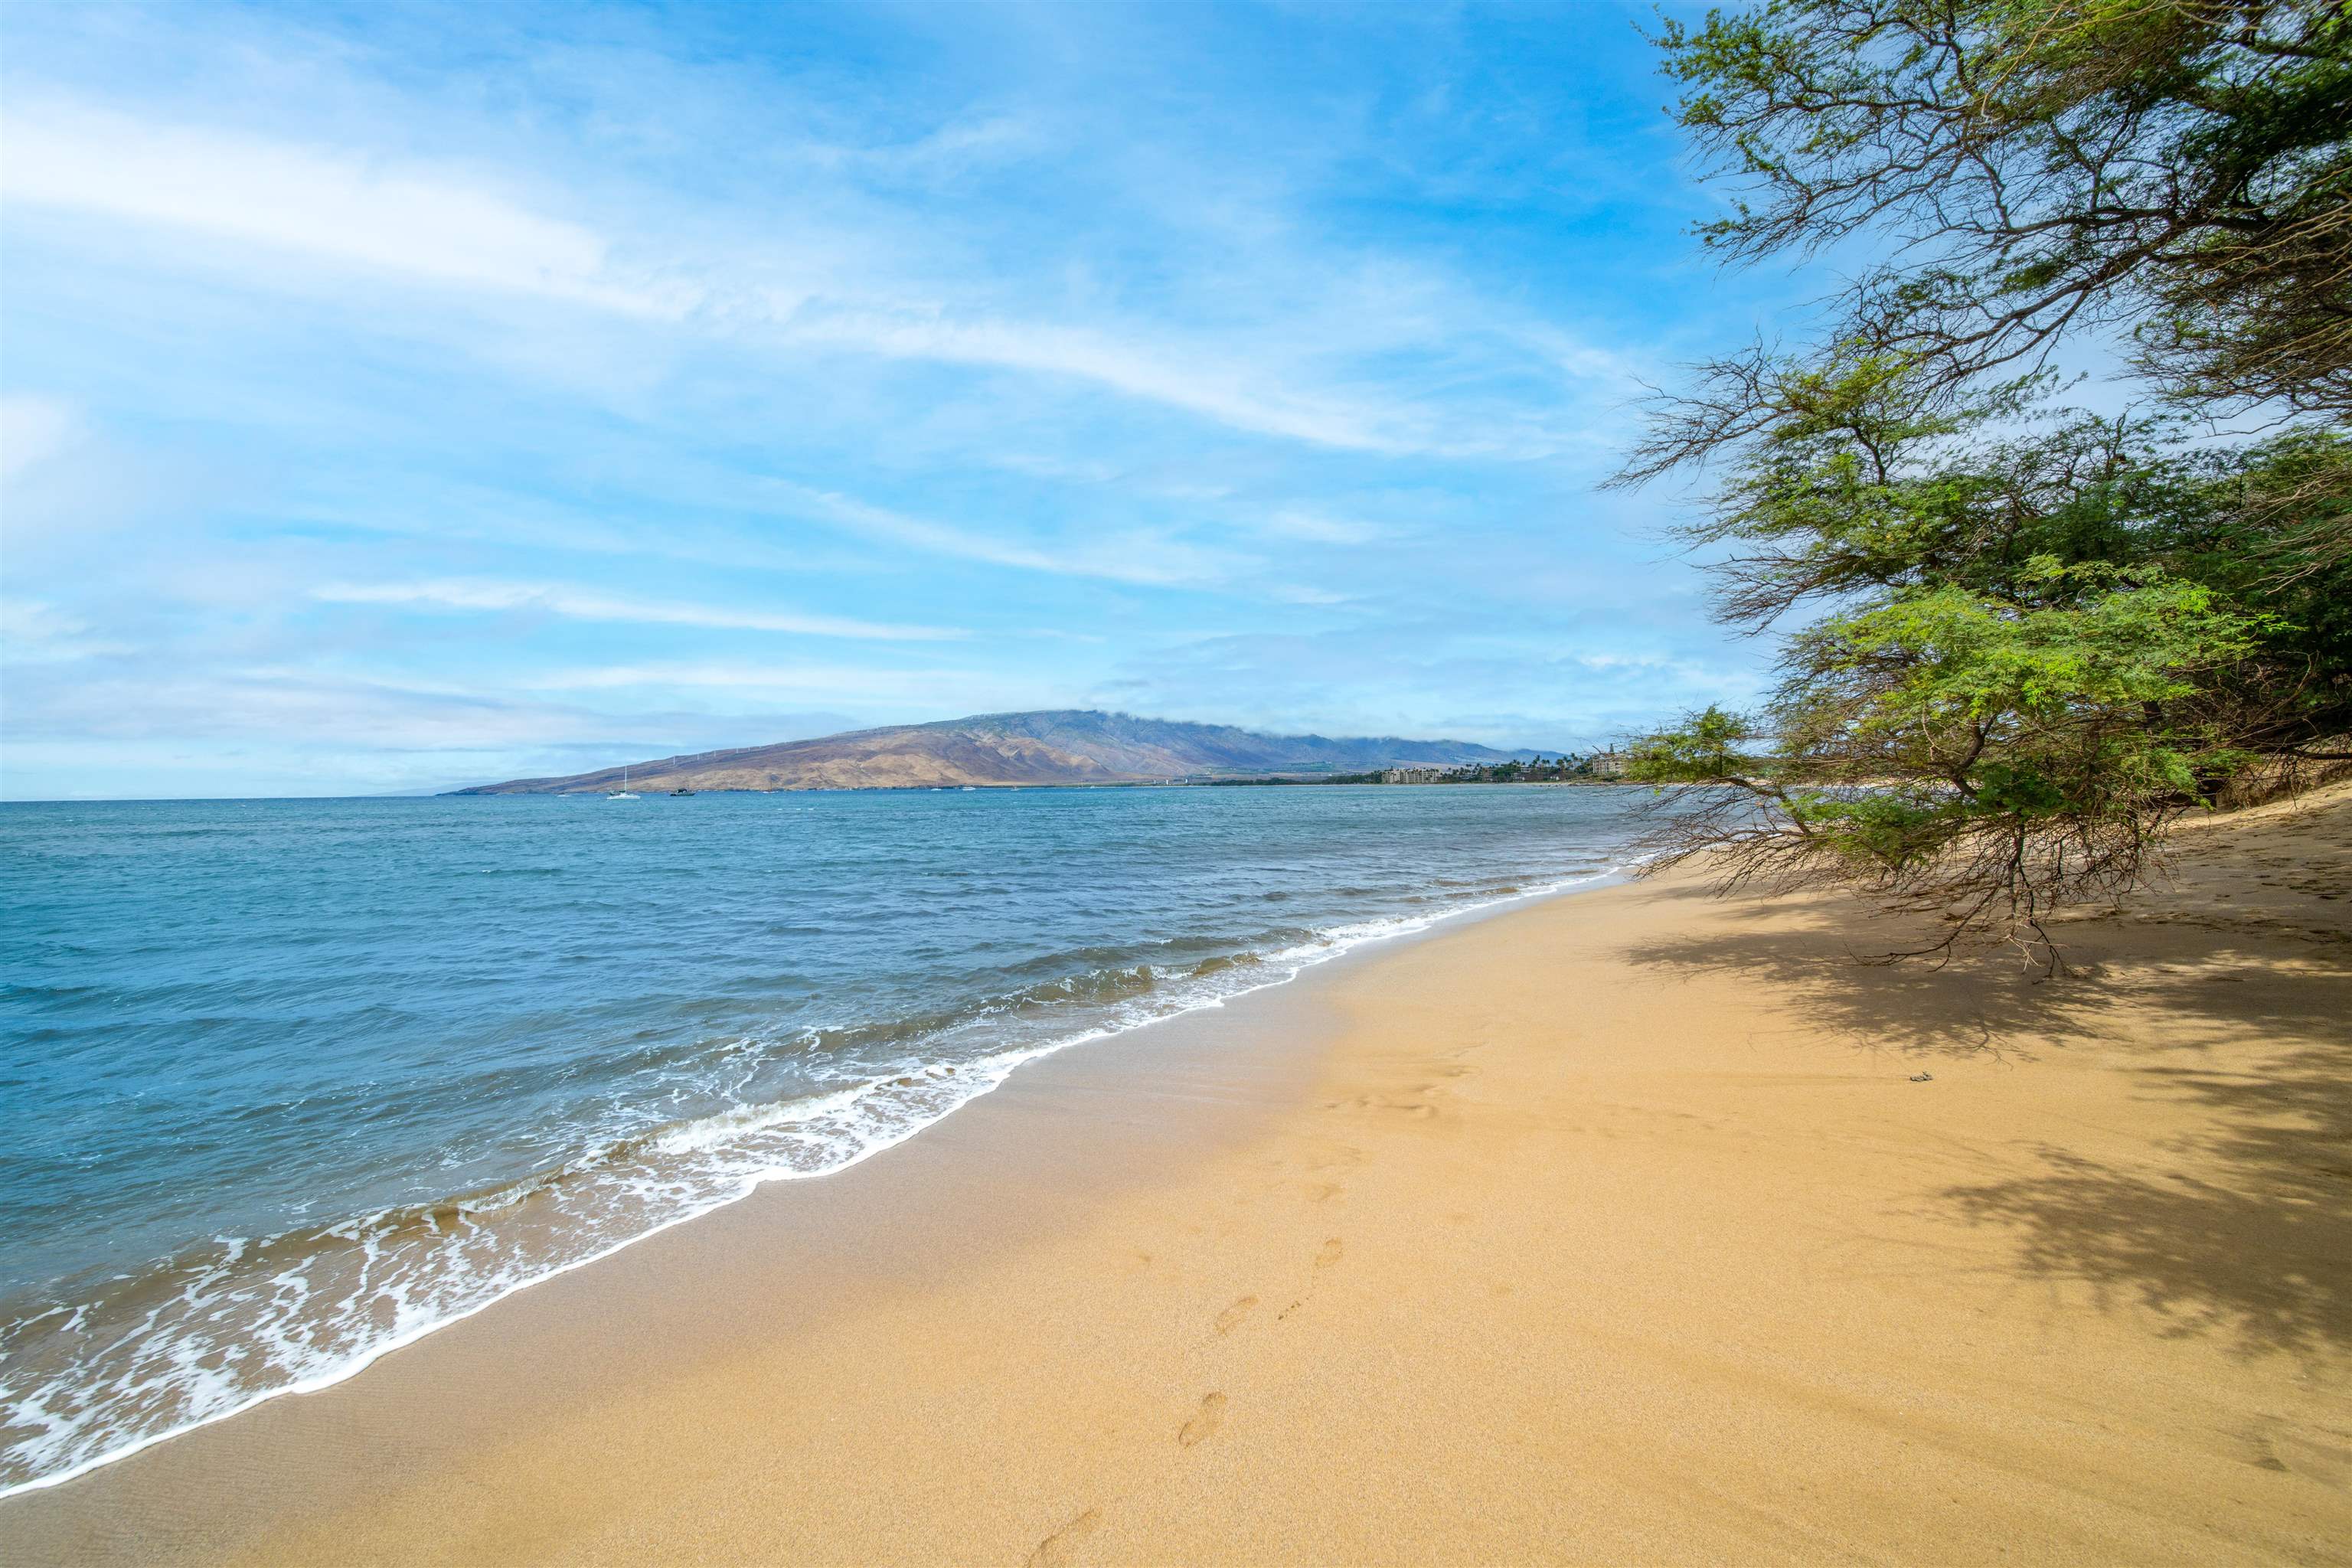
[1616,0,2350,968]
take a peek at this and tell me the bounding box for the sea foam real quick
[1,788,1641,1494]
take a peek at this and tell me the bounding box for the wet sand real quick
[6,786,2348,1564]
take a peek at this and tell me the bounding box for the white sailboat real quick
[606,764,639,801]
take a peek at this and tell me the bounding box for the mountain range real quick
[451,710,1536,794]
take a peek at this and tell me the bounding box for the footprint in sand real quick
[1336,1093,1435,1118]
[1178,1392,1227,1447]
[1315,1237,1344,1269]
[1027,1508,1100,1568]
[1214,1295,1258,1335]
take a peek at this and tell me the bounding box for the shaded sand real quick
[6,787,2349,1564]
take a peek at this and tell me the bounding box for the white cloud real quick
[771,482,1240,587]
[1266,583,1354,606]
[0,103,688,317]
[0,396,80,483]
[520,660,1017,707]
[784,306,1423,454]
[796,114,1043,177]
[0,101,1622,459]
[0,597,132,664]
[1261,507,1387,545]
[312,578,963,642]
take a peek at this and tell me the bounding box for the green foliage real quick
[1616,358,2340,960]
[1651,0,2352,416]
[1790,561,2267,799]
[1625,705,1762,782]
[1616,1,2349,963]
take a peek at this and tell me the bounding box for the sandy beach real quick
[5,783,2347,1565]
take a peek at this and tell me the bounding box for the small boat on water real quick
[669,787,694,796]
[606,765,639,801]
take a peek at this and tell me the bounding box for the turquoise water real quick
[0,786,1642,1491]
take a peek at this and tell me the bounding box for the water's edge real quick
[0,863,1634,1501]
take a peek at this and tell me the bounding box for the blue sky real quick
[1,0,1808,799]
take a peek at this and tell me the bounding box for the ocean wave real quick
[0,861,1621,1497]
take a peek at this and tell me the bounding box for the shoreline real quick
[6,789,2347,1563]
[446,780,1652,796]
[0,859,1633,1506]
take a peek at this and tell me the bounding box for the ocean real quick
[0,784,1643,1492]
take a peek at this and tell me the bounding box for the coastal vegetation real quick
[1616,0,2350,964]
[1207,755,1618,785]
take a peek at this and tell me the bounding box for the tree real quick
[1614,0,2350,966]
[1621,365,2324,964]
[1648,0,2352,420]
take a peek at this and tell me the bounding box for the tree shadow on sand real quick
[1616,881,2119,1063]
[1622,884,2352,1361]
[1940,1089,2348,1360]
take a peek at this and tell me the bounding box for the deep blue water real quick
[0,786,1642,1490]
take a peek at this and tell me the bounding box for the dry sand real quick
[5,786,2347,1565]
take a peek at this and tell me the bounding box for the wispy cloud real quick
[768,482,1240,587]
[0,94,1623,459]
[0,2,1784,798]
[1266,583,1357,606]
[1260,507,1387,545]
[0,103,688,318]
[782,307,1434,455]
[519,660,1023,708]
[312,580,964,642]
[0,394,80,482]
[792,113,1044,177]
[0,597,132,665]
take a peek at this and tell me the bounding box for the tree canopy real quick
[1616,0,2350,967]
[1647,0,2351,420]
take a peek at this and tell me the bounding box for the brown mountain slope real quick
[452,710,1530,794]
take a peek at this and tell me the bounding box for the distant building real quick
[1381,766,1449,784]
[1586,746,1628,779]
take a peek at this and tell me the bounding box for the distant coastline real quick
[452,708,1582,796]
